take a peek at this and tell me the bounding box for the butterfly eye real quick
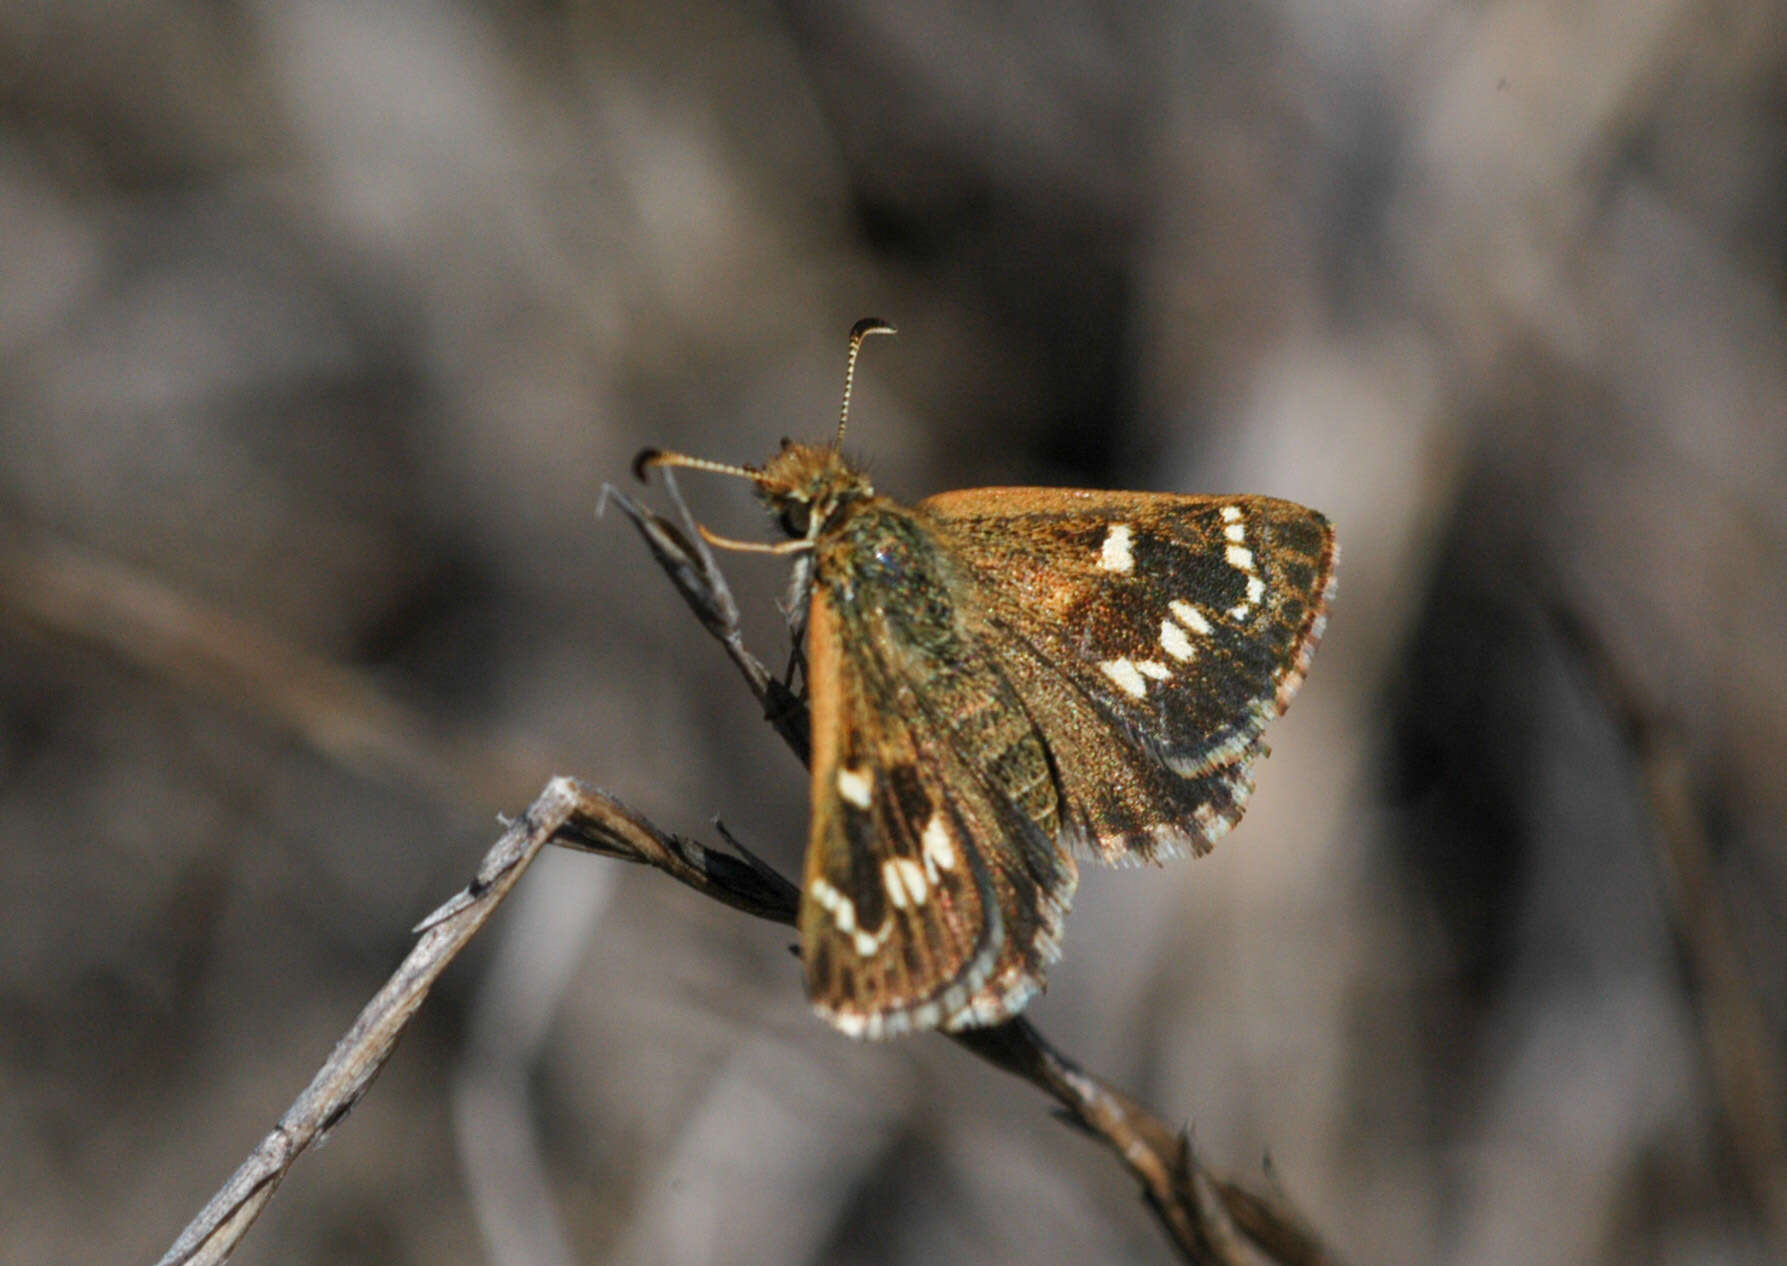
[779,503,812,538]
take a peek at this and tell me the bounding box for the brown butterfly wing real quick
[800,563,1074,1036]
[796,487,1332,1033]
[800,504,1082,1036]
[919,488,1336,863]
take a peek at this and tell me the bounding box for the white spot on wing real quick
[1170,600,1213,635]
[811,878,859,934]
[894,857,927,905]
[1220,505,1243,523]
[922,812,957,875]
[1229,575,1268,621]
[1160,618,1195,661]
[883,859,909,909]
[1224,521,1247,543]
[1100,658,1148,699]
[1098,523,1135,573]
[836,766,872,808]
[1135,659,1173,680]
[1223,538,1265,619]
[814,876,893,956]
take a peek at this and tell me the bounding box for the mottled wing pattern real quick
[919,488,1336,863]
[801,519,1078,1036]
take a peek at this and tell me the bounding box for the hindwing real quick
[800,528,1077,1037]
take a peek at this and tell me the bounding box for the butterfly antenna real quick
[835,317,896,450]
[632,448,763,484]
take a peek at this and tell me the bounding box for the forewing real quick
[921,487,1336,862]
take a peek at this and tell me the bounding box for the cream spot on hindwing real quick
[812,876,892,957]
[1225,544,1256,573]
[1160,618,1195,661]
[1135,659,1173,681]
[836,766,872,808]
[898,857,927,903]
[1098,522,1135,573]
[882,860,907,908]
[1100,658,1149,699]
[810,877,856,932]
[921,812,957,875]
[884,857,928,908]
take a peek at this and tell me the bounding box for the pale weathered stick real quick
[156,776,783,1266]
[154,779,569,1266]
[564,765,1337,1265]
[98,461,1340,1265]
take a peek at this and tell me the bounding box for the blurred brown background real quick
[3,2,1784,1264]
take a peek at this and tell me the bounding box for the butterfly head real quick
[632,318,895,554]
[755,442,874,542]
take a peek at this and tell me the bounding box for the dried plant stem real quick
[155,767,1338,1266]
[609,480,1344,1265]
[129,470,1350,1265]
[152,778,797,1266]
[156,778,575,1266]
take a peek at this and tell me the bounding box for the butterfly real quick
[635,319,1337,1038]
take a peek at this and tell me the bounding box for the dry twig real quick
[156,778,571,1266]
[141,470,1350,1265]
[606,477,1345,1265]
